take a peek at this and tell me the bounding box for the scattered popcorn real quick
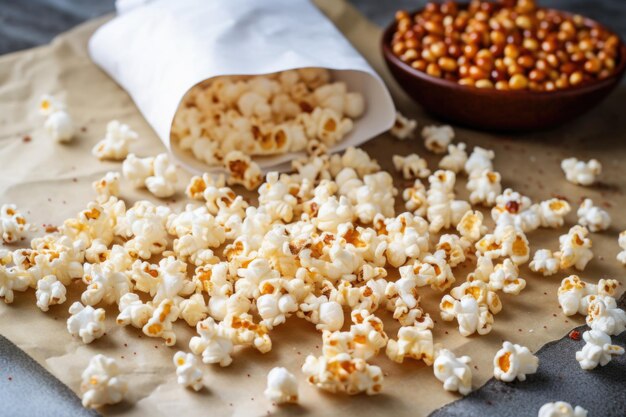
[529,249,560,276]
[173,351,204,391]
[538,401,588,417]
[489,259,526,295]
[116,293,153,328]
[386,321,434,365]
[224,151,263,190]
[390,111,417,139]
[143,298,179,346]
[439,142,467,173]
[585,297,626,336]
[92,172,121,203]
[123,154,155,188]
[557,276,620,316]
[44,110,75,143]
[575,329,624,370]
[67,302,106,344]
[0,204,35,244]
[80,354,127,408]
[433,349,472,395]
[402,179,428,216]
[493,341,538,382]
[561,157,601,186]
[618,231,626,265]
[464,146,494,175]
[189,317,235,367]
[264,367,299,404]
[392,154,431,179]
[538,198,571,228]
[144,153,178,198]
[35,275,67,311]
[456,210,487,242]
[39,94,65,116]
[467,170,501,206]
[577,198,611,232]
[92,120,138,161]
[0,263,29,303]
[557,226,593,271]
[422,125,454,154]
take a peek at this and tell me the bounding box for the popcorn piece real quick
[538,198,571,228]
[39,94,64,116]
[186,173,226,201]
[44,110,75,143]
[0,204,35,244]
[558,225,593,271]
[301,353,383,395]
[143,299,179,346]
[465,146,494,175]
[82,262,131,306]
[529,249,560,276]
[557,276,620,316]
[224,151,263,190]
[390,111,417,140]
[0,264,29,303]
[392,154,431,179]
[440,294,495,336]
[585,297,626,336]
[67,302,106,344]
[179,293,209,327]
[575,329,624,370]
[145,153,178,198]
[92,172,121,203]
[618,231,626,265]
[35,275,66,312]
[493,341,538,382]
[92,120,138,161]
[491,189,540,233]
[386,322,434,365]
[80,355,127,408]
[116,293,153,328]
[467,170,501,206]
[173,351,204,391]
[577,198,611,232]
[122,154,155,188]
[354,172,397,223]
[489,259,526,295]
[561,157,601,186]
[189,317,235,367]
[538,402,588,417]
[456,210,487,242]
[402,179,428,216]
[264,367,299,404]
[422,125,454,154]
[433,349,472,395]
[439,142,467,173]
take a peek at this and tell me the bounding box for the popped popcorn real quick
[402,179,428,216]
[92,120,138,161]
[44,110,75,143]
[81,354,127,408]
[393,154,431,179]
[390,111,417,139]
[618,231,626,265]
[466,170,502,206]
[585,297,626,336]
[264,367,299,404]
[39,94,65,116]
[145,153,178,198]
[143,298,180,346]
[439,142,467,173]
[224,151,263,190]
[0,204,35,244]
[561,157,601,186]
[386,321,434,365]
[456,210,487,242]
[577,198,611,232]
[173,351,204,391]
[189,317,235,367]
[35,275,67,311]
[179,293,209,327]
[575,329,624,370]
[116,293,153,328]
[557,275,620,316]
[82,262,131,306]
[538,198,571,228]
[0,264,29,303]
[557,225,593,271]
[464,146,494,175]
[92,172,121,203]
[488,259,526,295]
[422,125,454,154]
[122,154,155,188]
[433,349,472,395]
[493,341,538,382]
[67,302,106,344]
[529,249,560,276]
[538,402,588,417]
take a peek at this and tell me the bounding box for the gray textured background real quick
[0,1,625,416]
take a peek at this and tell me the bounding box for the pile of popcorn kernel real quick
[3,107,625,413]
[170,68,365,167]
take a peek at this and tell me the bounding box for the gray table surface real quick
[0,1,625,416]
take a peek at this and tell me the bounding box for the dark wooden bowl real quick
[381,8,626,132]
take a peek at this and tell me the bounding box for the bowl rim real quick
[381,4,626,97]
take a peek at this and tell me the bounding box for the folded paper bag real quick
[89,0,396,172]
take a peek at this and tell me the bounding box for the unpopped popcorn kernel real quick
[92,120,138,161]
[575,329,624,370]
[585,297,626,336]
[81,354,127,409]
[390,111,417,140]
[433,349,472,395]
[561,157,601,186]
[529,249,560,276]
[618,231,626,265]
[35,275,67,312]
[67,301,106,344]
[173,351,204,391]
[224,150,263,190]
[577,198,611,232]
[392,154,431,179]
[422,125,454,154]
[143,298,179,346]
[439,142,467,173]
[493,341,538,382]
[264,367,299,404]
[538,401,588,417]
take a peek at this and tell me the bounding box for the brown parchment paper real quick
[1,1,625,416]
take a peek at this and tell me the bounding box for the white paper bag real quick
[89,0,395,172]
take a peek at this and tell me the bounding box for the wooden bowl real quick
[381,8,626,132]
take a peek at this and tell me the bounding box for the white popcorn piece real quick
[189,317,235,367]
[433,349,472,395]
[301,353,383,395]
[179,293,209,327]
[489,259,526,295]
[116,293,153,328]
[439,142,468,173]
[402,179,428,216]
[577,198,611,232]
[35,275,66,312]
[422,125,454,154]
[558,225,593,271]
[354,172,397,224]
[0,204,35,244]
[538,198,571,228]
[337,147,381,177]
[173,351,204,391]
[467,170,502,206]
[386,322,434,365]
[81,355,127,409]
[92,172,121,203]
[491,189,539,233]
[585,297,626,336]
[426,170,471,233]
[143,298,180,346]
[300,295,344,332]
[264,367,299,404]
[82,262,131,306]
[538,401,588,417]
[493,341,538,382]
[0,264,29,303]
[44,110,75,143]
[392,154,431,179]
[145,153,178,198]
[224,151,263,190]
[561,157,601,186]
[122,153,155,188]
[618,231,626,265]
[440,293,496,336]
[465,146,494,175]
[92,120,138,161]
[390,111,417,140]
[575,329,624,370]
[67,302,106,344]
[456,210,487,242]
[556,276,620,316]
[529,249,560,276]
[39,94,65,116]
